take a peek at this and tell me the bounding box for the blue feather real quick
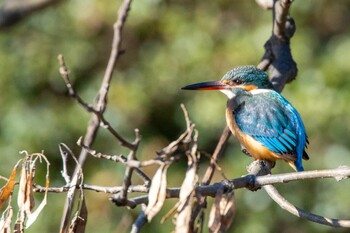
[284,129,297,140]
[234,90,307,171]
[281,132,296,146]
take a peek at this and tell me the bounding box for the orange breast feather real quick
[225,108,282,162]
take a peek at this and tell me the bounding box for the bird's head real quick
[182,66,273,98]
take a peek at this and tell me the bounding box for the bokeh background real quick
[1,0,350,232]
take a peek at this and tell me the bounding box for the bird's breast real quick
[225,107,281,161]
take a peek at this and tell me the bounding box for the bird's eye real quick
[231,79,242,85]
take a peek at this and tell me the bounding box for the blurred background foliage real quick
[0,0,350,232]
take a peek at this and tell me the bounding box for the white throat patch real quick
[221,88,272,99]
[250,89,271,95]
[220,89,235,99]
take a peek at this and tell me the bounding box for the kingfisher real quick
[182,66,309,171]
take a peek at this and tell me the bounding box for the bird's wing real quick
[234,90,307,158]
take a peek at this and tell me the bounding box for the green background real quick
[0,0,350,232]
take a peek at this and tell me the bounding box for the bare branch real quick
[58,55,94,112]
[114,133,141,206]
[59,143,79,185]
[59,0,134,231]
[201,126,231,186]
[131,206,147,233]
[77,137,150,186]
[58,55,135,150]
[256,166,350,184]
[33,184,149,194]
[273,0,293,40]
[100,0,132,106]
[264,185,350,227]
[257,0,297,92]
[34,166,350,209]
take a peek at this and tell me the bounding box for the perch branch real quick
[34,166,350,204]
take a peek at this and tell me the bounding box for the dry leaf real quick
[0,160,21,209]
[193,210,205,233]
[16,165,28,230]
[16,152,50,228]
[14,219,24,233]
[178,164,197,207]
[68,196,88,233]
[175,154,198,233]
[26,169,35,212]
[26,154,50,228]
[208,190,235,233]
[17,166,27,212]
[144,164,169,222]
[0,201,13,233]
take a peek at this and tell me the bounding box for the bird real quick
[182,65,308,171]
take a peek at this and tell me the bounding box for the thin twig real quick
[33,183,149,194]
[59,0,134,231]
[157,105,194,158]
[58,55,135,150]
[201,126,231,185]
[77,137,151,186]
[131,206,147,233]
[114,130,141,205]
[191,126,231,225]
[59,143,73,184]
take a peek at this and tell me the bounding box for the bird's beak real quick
[181,81,230,91]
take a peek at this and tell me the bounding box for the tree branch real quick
[34,166,350,205]
[264,185,350,227]
[257,0,297,92]
[59,0,134,231]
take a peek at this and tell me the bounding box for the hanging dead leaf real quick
[175,153,198,233]
[26,169,35,212]
[144,163,169,222]
[26,153,50,228]
[19,166,35,218]
[16,151,51,228]
[193,210,205,233]
[0,160,21,210]
[16,163,29,230]
[14,219,24,233]
[0,197,13,233]
[208,190,235,233]
[17,165,27,212]
[68,196,88,233]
